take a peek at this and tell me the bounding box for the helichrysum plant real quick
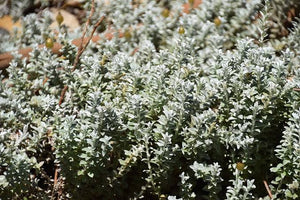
[0,0,300,199]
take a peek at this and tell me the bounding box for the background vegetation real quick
[0,0,299,199]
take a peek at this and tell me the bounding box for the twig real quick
[71,15,105,71]
[72,0,96,71]
[51,167,58,200]
[54,167,58,186]
[263,180,273,199]
[60,0,105,106]
[293,88,300,92]
[58,85,68,106]
[42,77,49,85]
[130,47,139,56]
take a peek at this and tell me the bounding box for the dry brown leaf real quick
[64,0,82,7]
[183,0,202,14]
[0,15,22,33]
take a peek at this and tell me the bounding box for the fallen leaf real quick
[182,0,202,14]
[0,15,22,33]
[64,0,82,7]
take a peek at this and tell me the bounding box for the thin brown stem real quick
[51,167,58,200]
[54,167,58,186]
[293,88,300,92]
[71,16,105,72]
[60,0,105,106]
[58,85,68,106]
[72,0,96,71]
[263,180,273,199]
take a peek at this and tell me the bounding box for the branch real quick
[71,15,105,71]
[60,0,105,106]
[72,0,96,71]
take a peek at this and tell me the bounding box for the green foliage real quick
[271,110,300,199]
[0,0,300,199]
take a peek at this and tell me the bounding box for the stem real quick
[144,132,159,196]
[71,16,105,71]
[263,180,273,199]
[71,0,105,71]
[59,0,105,106]
[58,85,68,106]
[51,167,58,200]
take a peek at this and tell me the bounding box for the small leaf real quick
[87,172,94,178]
